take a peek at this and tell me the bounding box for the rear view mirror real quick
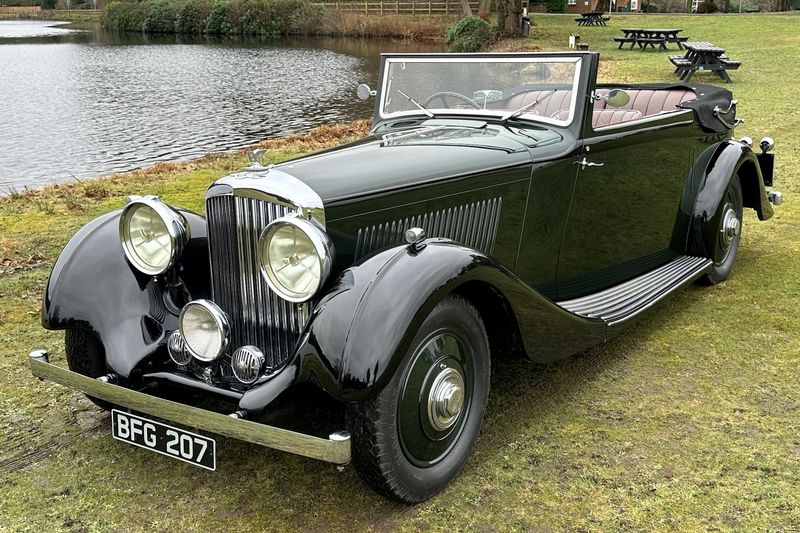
[605,89,631,108]
[357,84,376,101]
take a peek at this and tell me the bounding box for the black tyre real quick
[65,329,113,411]
[346,295,490,503]
[700,177,744,285]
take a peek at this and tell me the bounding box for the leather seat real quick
[594,88,696,117]
[492,88,696,127]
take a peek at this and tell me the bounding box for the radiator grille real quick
[354,197,502,260]
[206,195,309,371]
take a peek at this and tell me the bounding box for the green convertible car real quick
[30,52,781,502]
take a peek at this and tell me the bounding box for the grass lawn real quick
[1,13,799,532]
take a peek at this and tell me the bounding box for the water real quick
[0,21,439,191]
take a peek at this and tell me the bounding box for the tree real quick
[459,0,473,16]
[496,0,522,36]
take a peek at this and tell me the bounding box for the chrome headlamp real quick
[179,300,230,362]
[119,196,189,276]
[258,216,333,303]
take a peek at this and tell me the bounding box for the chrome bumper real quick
[28,350,350,465]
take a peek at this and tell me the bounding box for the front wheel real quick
[346,295,490,503]
[65,329,114,411]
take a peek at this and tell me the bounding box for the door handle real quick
[574,157,604,170]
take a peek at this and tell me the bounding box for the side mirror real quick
[357,83,376,101]
[604,89,631,108]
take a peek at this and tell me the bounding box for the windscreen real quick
[379,56,582,126]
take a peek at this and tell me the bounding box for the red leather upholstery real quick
[490,88,695,128]
[594,88,696,117]
[592,109,642,127]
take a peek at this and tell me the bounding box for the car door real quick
[556,101,696,301]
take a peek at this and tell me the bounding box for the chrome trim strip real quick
[354,197,502,260]
[29,354,350,465]
[557,256,712,325]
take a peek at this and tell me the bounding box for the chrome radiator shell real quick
[205,169,323,371]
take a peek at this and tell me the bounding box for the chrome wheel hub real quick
[427,367,465,431]
[720,207,741,248]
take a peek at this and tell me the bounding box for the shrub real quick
[445,16,496,53]
[241,0,280,36]
[545,0,567,13]
[204,0,235,34]
[104,1,148,32]
[176,0,211,34]
[103,0,322,35]
[143,0,179,33]
[696,0,719,11]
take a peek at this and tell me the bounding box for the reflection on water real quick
[0,21,439,190]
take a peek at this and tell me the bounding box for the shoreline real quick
[0,119,371,204]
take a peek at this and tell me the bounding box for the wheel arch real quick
[452,280,526,363]
[42,208,210,378]
[685,140,773,258]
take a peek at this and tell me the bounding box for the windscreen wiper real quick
[397,89,434,119]
[501,89,558,125]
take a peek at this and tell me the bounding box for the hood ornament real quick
[246,148,271,171]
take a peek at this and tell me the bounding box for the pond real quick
[0,20,440,191]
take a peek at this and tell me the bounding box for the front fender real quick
[689,140,774,259]
[290,240,606,403]
[42,209,209,378]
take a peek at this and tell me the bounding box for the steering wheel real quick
[422,92,481,109]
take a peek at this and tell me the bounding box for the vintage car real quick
[30,52,781,503]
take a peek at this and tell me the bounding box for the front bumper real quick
[29,350,351,465]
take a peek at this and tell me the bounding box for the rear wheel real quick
[701,177,744,285]
[65,329,113,411]
[346,295,490,503]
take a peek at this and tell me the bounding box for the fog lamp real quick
[179,300,230,362]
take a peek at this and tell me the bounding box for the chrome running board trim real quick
[557,255,713,326]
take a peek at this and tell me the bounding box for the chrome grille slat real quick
[207,195,307,372]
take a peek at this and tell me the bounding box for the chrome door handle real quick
[575,157,604,170]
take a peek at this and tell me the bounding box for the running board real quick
[557,256,713,326]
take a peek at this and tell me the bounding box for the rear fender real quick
[687,140,773,259]
[42,209,209,378]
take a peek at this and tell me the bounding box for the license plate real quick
[111,410,216,471]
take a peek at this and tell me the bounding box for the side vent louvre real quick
[354,197,502,260]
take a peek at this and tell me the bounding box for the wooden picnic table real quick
[576,12,609,26]
[669,41,741,83]
[615,28,687,51]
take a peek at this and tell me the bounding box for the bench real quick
[614,36,636,48]
[720,58,741,70]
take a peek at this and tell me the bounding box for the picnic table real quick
[575,12,609,26]
[669,41,741,83]
[614,28,687,51]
